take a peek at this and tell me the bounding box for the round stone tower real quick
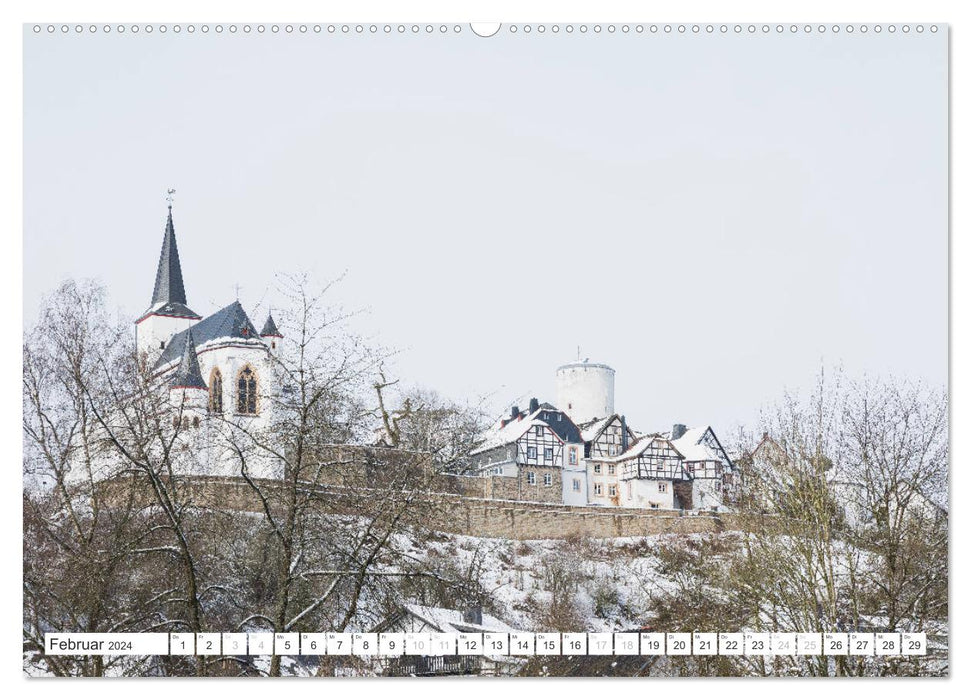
[555,360,615,424]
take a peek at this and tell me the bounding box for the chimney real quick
[762,431,769,441]
[462,604,483,625]
[621,415,629,451]
[528,397,539,413]
[672,423,687,440]
[510,405,519,420]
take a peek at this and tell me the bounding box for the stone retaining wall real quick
[98,475,759,540]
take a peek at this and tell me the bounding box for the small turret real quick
[260,311,282,352]
[168,330,208,413]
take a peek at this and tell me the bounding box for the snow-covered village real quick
[22,204,949,678]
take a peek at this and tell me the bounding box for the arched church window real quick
[209,368,223,414]
[237,365,258,415]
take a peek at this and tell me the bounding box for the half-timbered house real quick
[666,424,737,510]
[608,436,693,509]
[371,604,520,677]
[469,398,587,505]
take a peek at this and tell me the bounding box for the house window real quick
[658,482,668,493]
[209,368,223,413]
[649,502,660,509]
[608,464,616,475]
[594,483,603,496]
[544,447,553,461]
[534,425,543,436]
[543,473,552,487]
[608,484,617,497]
[568,447,578,465]
[594,464,602,474]
[526,471,536,485]
[527,446,537,459]
[237,365,258,414]
[572,478,581,491]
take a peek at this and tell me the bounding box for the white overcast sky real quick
[23,26,947,435]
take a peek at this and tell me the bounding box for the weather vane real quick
[166,188,176,208]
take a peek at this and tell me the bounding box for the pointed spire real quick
[169,329,207,390]
[260,311,282,338]
[151,203,189,307]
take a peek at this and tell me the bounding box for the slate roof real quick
[472,403,582,455]
[156,300,263,369]
[148,207,199,318]
[260,312,282,337]
[168,329,207,390]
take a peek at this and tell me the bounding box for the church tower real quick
[136,201,202,359]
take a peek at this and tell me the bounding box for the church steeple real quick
[136,195,201,359]
[151,203,189,307]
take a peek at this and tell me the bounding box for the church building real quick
[135,202,284,479]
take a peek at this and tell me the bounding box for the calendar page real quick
[21,8,949,681]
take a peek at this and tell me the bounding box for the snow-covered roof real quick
[401,604,518,634]
[670,426,722,462]
[598,434,680,463]
[579,415,614,443]
[473,403,581,455]
[472,416,551,455]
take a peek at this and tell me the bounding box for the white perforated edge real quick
[29,23,941,36]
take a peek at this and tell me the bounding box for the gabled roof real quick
[155,300,263,369]
[168,329,207,390]
[148,206,197,317]
[579,415,613,443]
[260,312,282,337]
[601,434,681,463]
[472,403,582,455]
[399,604,518,634]
[473,416,549,455]
[578,413,637,444]
[668,426,733,467]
